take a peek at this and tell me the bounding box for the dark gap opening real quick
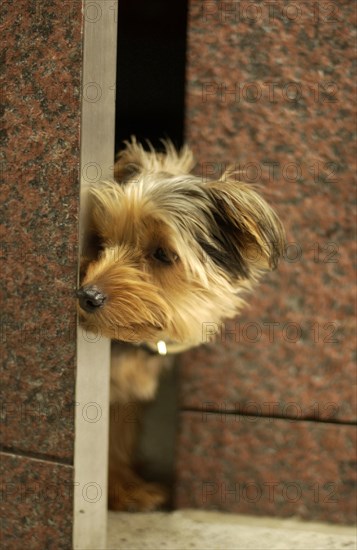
[114,0,189,508]
[115,0,189,153]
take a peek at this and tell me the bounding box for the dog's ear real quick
[201,176,285,280]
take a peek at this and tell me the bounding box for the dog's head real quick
[78,140,285,345]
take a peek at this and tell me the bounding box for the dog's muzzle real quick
[77,285,107,313]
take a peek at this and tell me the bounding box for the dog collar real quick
[139,340,194,356]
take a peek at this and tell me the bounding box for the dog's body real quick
[78,139,285,510]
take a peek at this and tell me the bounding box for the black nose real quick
[77,286,107,313]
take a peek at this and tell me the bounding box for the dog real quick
[77,138,285,511]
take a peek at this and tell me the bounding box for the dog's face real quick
[78,141,285,345]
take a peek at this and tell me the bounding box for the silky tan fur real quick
[78,138,285,510]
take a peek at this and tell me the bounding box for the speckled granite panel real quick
[1,1,82,458]
[0,452,73,549]
[179,1,356,418]
[176,0,357,523]
[174,412,356,525]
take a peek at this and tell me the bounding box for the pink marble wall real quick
[1,1,82,546]
[175,413,356,524]
[175,0,356,523]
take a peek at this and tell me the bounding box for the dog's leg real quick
[108,345,171,511]
[108,401,168,511]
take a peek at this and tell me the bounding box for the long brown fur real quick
[78,137,285,511]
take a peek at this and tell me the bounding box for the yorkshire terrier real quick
[77,138,285,511]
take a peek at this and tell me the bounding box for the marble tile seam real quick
[180,407,357,426]
[0,446,73,467]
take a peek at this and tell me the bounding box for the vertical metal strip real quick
[74,2,117,547]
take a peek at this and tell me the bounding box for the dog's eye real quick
[152,247,178,265]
